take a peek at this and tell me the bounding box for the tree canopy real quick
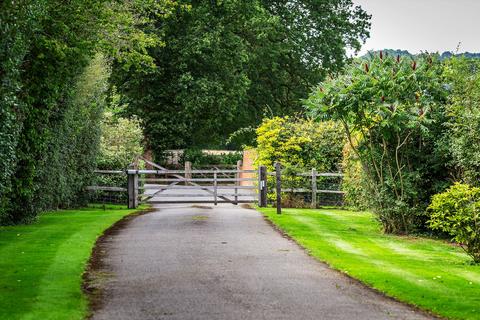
[115,0,370,158]
[0,0,369,224]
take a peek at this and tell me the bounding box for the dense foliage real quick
[307,53,450,233]
[428,183,480,263]
[116,0,370,159]
[255,117,345,172]
[0,1,175,224]
[341,142,370,210]
[0,1,107,224]
[180,149,242,167]
[91,108,145,204]
[97,111,144,170]
[365,49,480,60]
[442,58,480,184]
[255,117,345,207]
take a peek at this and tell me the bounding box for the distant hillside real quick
[362,49,480,60]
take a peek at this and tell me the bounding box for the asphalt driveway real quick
[90,204,434,320]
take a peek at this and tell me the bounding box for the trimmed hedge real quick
[0,2,108,224]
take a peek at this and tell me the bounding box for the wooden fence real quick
[86,161,344,212]
[260,163,345,214]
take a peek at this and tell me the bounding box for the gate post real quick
[127,171,139,209]
[311,168,317,209]
[258,166,267,207]
[185,161,192,185]
[235,160,242,205]
[213,169,218,206]
[275,162,282,214]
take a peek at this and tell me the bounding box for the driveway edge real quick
[82,207,156,319]
[260,211,444,320]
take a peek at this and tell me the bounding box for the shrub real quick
[442,57,480,185]
[0,1,172,224]
[428,183,480,263]
[0,1,109,224]
[97,111,144,170]
[255,116,345,172]
[341,141,370,210]
[92,104,144,204]
[255,116,345,207]
[34,54,110,212]
[306,53,449,234]
[180,149,243,167]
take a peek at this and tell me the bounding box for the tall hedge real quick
[0,1,109,224]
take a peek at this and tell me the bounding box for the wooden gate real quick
[126,159,264,208]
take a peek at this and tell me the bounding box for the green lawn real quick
[0,205,141,320]
[259,207,480,320]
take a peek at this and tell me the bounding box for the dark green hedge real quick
[0,1,107,224]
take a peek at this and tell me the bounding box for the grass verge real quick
[0,204,143,320]
[259,207,480,320]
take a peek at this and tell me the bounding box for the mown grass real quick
[0,205,141,320]
[259,207,480,320]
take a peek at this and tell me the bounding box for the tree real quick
[306,53,449,233]
[115,0,370,159]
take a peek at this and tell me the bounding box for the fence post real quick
[235,160,242,205]
[127,171,139,209]
[185,161,192,185]
[258,166,267,207]
[213,169,218,206]
[275,162,281,214]
[311,168,317,209]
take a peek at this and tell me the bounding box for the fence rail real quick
[139,178,256,182]
[281,188,344,194]
[86,186,126,192]
[126,169,256,174]
[138,185,256,190]
[93,170,125,174]
[267,171,343,177]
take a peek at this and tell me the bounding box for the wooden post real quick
[127,172,139,209]
[275,162,281,214]
[311,168,317,208]
[185,161,192,185]
[258,166,267,207]
[235,160,242,205]
[213,169,218,206]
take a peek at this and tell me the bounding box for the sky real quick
[352,0,480,55]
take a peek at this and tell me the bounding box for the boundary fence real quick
[86,160,344,213]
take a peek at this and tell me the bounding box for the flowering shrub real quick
[306,53,449,233]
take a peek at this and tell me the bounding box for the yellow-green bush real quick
[255,116,345,207]
[255,116,345,172]
[428,183,480,263]
[341,142,370,210]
